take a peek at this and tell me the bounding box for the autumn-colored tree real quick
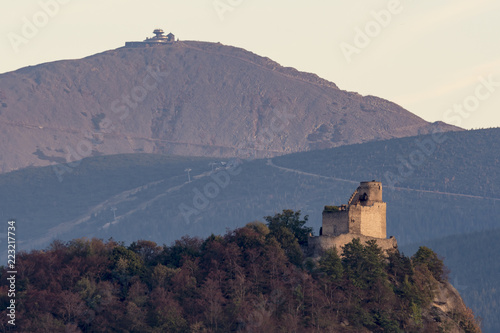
[0,221,480,332]
[128,240,162,264]
[148,287,188,332]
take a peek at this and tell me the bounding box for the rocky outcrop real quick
[423,281,480,333]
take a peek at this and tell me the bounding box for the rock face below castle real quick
[308,181,397,257]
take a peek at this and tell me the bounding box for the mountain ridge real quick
[0,39,459,172]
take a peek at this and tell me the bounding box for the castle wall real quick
[124,41,174,48]
[125,42,150,47]
[348,203,386,238]
[322,211,348,236]
[307,234,397,258]
[348,207,362,234]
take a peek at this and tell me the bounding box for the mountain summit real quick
[0,35,458,172]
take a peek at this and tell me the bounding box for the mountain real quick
[0,40,458,172]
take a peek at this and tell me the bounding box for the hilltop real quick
[0,38,458,172]
[0,219,480,332]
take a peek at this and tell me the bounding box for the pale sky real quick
[1,0,499,129]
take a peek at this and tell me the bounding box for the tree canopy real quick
[0,213,479,332]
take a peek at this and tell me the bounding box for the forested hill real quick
[0,213,480,332]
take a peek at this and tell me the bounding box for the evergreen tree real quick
[318,247,343,283]
[265,209,312,246]
[412,246,446,282]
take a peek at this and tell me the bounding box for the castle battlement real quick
[308,181,397,257]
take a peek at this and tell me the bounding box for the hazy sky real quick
[2,0,499,129]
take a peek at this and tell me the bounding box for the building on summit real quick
[307,181,397,257]
[125,29,176,47]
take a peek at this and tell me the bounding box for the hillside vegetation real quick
[401,228,500,333]
[0,213,480,332]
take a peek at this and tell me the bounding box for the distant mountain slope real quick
[272,127,500,199]
[0,40,458,172]
[0,128,497,251]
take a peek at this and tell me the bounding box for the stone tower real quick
[322,181,386,239]
[308,181,395,257]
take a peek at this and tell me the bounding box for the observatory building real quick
[125,29,176,47]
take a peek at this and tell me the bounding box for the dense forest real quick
[0,211,480,332]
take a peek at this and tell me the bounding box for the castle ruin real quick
[308,181,397,257]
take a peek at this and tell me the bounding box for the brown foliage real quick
[0,229,480,332]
